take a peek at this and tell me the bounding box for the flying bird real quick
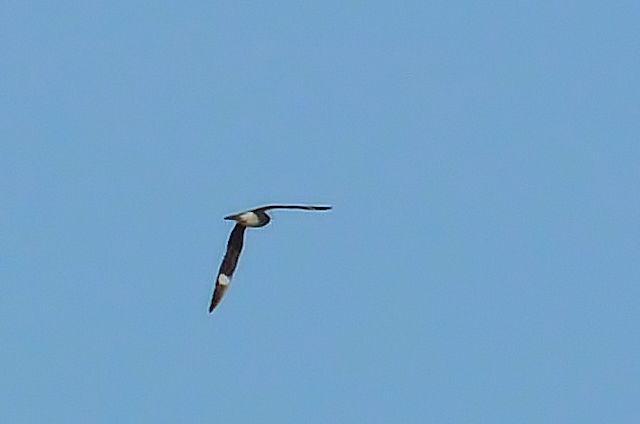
[209,204,332,312]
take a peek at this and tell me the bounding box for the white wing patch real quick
[218,274,231,286]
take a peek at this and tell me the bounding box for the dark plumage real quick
[209,224,245,312]
[209,204,331,313]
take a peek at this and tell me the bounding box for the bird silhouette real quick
[209,204,332,312]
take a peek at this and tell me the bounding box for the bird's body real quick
[226,210,269,227]
[209,204,331,312]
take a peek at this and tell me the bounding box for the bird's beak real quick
[224,214,239,221]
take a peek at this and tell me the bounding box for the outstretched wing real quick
[256,205,332,212]
[209,224,246,312]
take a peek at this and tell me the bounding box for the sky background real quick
[2,1,639,423]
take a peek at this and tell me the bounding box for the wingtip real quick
[209,294,224,313]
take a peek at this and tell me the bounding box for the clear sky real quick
[2,1,639,423]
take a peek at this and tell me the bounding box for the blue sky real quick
[2,1,639,422]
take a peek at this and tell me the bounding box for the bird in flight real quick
[209,204,332,312]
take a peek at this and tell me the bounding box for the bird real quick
[209,204,332,312]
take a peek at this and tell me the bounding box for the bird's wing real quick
[209,224,246,312]
[255,205,332,212]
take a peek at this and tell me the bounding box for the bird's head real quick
[224,211,270,227]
